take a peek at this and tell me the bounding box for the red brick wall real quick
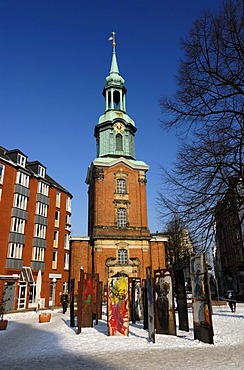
[0,158,71,310]
[89,163,150,237]
[0,161,16,273]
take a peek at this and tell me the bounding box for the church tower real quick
[70,34,166,291]
[86,33,153,283]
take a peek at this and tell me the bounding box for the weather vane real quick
[108,31,116,48]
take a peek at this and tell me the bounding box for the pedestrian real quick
[61,293,69,314]
[227,291,236,313]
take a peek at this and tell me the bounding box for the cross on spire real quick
[108,31,116,52]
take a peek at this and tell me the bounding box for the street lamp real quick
[52,278,57,310]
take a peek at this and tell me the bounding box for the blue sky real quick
[0,0,222,236]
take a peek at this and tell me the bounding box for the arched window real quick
[116,178,126,194]
[113,90,121,109]
[118,249,128,265]
[116,134,123,151]
[117,208,127,227]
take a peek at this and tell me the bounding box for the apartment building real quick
[0,146,72,311]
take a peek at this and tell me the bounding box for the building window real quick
[64,253,69,270]
[34,224,46,239]
[0,164,5,184]
[38,181,49,196]
[52,251,58,269]
[56,192,61,208]
[14,193,28,210]
[55,210,60,227]
[28,283,36,304]
[38,165,45,178]
[35,202,48,217]
[118,249,128,265]
[116,134,123,151]
[32,247,44,262]
[66,196,71,212]
[116,178,126,194]
[53,230,59,248]
[16,171,29,188]
[64,233,69,250]
[11,217,25,234]
[8,243,23,259]
[63,282,68,294]
[65,214,71,230]
[117,208,127,227]
[17,153,26,167]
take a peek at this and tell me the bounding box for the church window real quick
[116,178,126,194]
[116,134,123,151]
[117,208,127,227]
[118,249,128,265]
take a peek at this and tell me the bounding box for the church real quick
[70,34,167,294]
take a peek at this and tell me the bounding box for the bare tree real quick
[158,0,244,251]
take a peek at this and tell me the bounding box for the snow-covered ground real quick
[1,303,244,369]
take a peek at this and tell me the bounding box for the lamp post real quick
[52,278,57,310]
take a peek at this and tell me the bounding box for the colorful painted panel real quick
[108,277,129,336]
[82,274,93,328]
[154,269,176,336]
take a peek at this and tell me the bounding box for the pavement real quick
[0,307,244,370]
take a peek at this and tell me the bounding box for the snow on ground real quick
[1,303,244,369]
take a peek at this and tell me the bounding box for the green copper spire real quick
[94,33,137,160]
[106,32,125,88]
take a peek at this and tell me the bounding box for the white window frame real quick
[117,208,127,227]
[17,153,26,167]
[65,214,71,230]
[34,224,46,239]
[11,217,25,234]
[55,210,60,227]
[66,196,71,212]
[8,243,23,259]
[118,249,128,265]
[14,193,28,210]
[35,202,48,217]
[32,247,44,262]
[116,178,126,194]
[38,181,49,196]
[64,253,69,270]
[64,233,70,250]
[38,165,45,178]
[53,230,59,248]
[52,251,58,269]
[16,171,29,188]
[56,192,61,208]
[0,164,5,184]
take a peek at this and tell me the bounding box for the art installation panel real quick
[108,277,129,336]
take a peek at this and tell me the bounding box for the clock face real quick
[113,122,125,134]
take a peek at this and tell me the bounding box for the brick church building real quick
[70,35,167,293]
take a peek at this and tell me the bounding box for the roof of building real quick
[0,145,72,197]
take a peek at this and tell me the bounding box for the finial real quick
[108,31,116,52]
